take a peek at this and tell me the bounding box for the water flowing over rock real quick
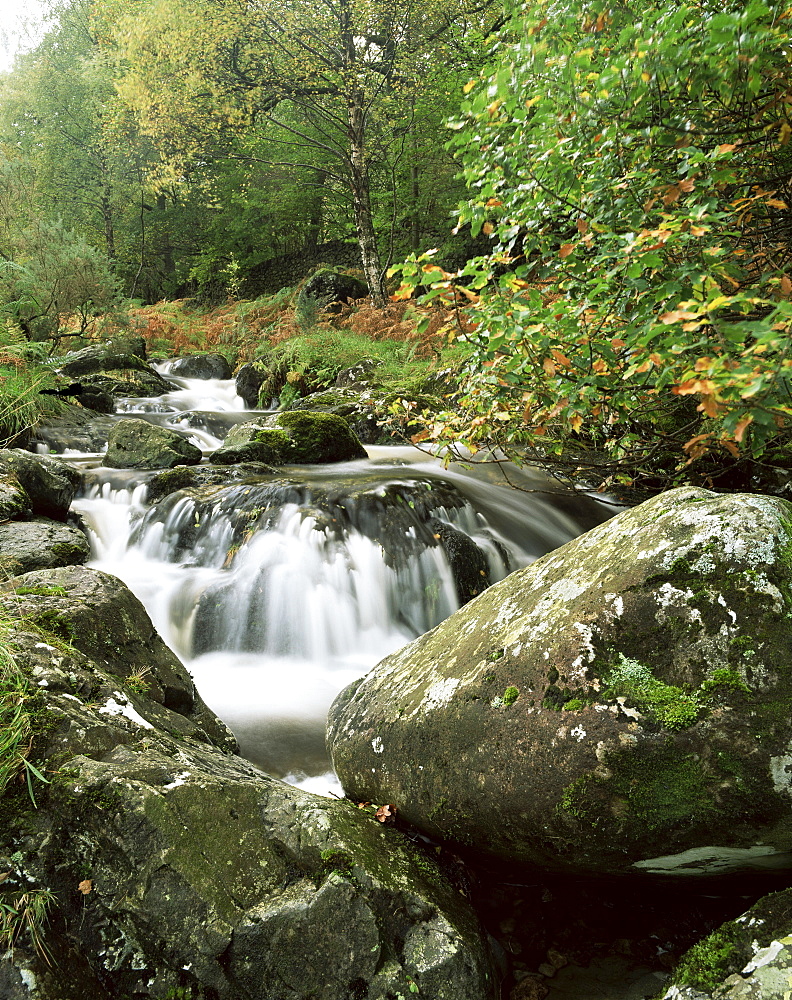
[104,417,203,469]
[328,487,792,876]
[0,567,496,1000]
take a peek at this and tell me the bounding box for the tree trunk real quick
[347,90,386,307]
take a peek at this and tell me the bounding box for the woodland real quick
[0,0,790,494]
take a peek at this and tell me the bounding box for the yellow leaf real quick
[485,198,503,208]
[570,413,583,431]
[391,284,414,301]
[463,80,477,94]
[482,222,495,235]
[766,198,788,210]
[779,122,792,146]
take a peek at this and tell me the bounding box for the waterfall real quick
[70,374,615,793]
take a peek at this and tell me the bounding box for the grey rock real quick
[234,362,266,408]
[299,267,368,313]
[0,518,89,576]
[104,417,202,469]
[212,410,367,465]
[59,338,149,378]
[170,353,233,380]
[328,487,792,875]
[0,568,495,1000]
[0,449,82,520]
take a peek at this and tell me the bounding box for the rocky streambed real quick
[1,339,792,999]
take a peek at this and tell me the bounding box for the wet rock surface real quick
[0,568,496,1000]
[0,518,89,576]
[212,410,368,465]
[169,352,233,379]
[0,449,82,520]
[328,487,792,876]
[104,417,203,469]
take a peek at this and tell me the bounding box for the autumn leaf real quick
[482,222,495,235]
[733,414,753,443]
[781,275,792,298]
[659,309,698,324]
[576,218,589,234]
[558,243,575,259]
[78,879,93,895]
[391,284,414,301]
[543,357,557,376]
[375,803,397,824]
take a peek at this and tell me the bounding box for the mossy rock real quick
[0,569,495,1000]
[213,411,366,465]
[667,888,792,996]
[104,418,203,470]
[0,518,89,577]
[328,487,792,876]
[0,449,82,520]
[58,339,149,378]
[298,267,368,314]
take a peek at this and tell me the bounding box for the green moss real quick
[502,686,519,706]
[672,923,742,991]
[486,649,504,663]
[562,698,586,711]
[603,655,699,731]
[319,848,355,878]
[13,586,68,598]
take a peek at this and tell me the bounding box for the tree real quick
[95,0,502,306]
[399,0,792,491]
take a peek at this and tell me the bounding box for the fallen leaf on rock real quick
[375,803,397,824]
[77,879,93,895]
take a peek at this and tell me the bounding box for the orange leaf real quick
[660,309,698,325]
[767,198,789,210]
[679,177,696,193]
[592,359,607,373]
[375,803,397,823]
[551,349,573,367]
[78,879,93,895]
[543,358,557,376]
[781,275,792,298]
[717,143,739,154]
[392,284,414,301]
[570,413,583,431]
[673,378,717,396]
[733,414,753,443]
[559,243,575,259]
[577,218,589,234]
[482,222,495,235]
[662,185,681,205]
[649,353,664,365]
[610,338,626,350]
[694,357,713,371]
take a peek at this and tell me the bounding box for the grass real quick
[0,628,49,807]
[0,885,56,963]
[0,333,69,447]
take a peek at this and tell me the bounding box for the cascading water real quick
[68,372,616,796]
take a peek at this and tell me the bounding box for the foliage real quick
[0,329,69,447]
[0,625,49,806]
[672,921,742,990]
[396,0,792,491]
[0,884,56,963]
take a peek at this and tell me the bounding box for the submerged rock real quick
[0,567,496,1000]
[104,417,203,469]
[328,487,792,876]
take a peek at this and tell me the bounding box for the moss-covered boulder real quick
[212,411,367,465]
[78,368,176,399]
[104,417,202,470]
[664,889,792,998]
[0,449,82,520]
[0,568,495,1000]
[328,487,792,876]
[0,472,32,521]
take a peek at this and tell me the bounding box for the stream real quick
[66,368,615,798]
[49,366,777,999]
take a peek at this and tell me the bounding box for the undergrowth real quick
[0,331,68,446]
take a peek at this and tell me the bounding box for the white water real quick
[70,374,614,795]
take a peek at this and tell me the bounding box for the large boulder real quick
[212,410,367,465]
[0,449,82,519]
[104,417,203,469]
[169,353,233,380]
[29,406,118,454]
[0,567,496,1000]
[328,487,792,876]
[0,519,89,576]
[58,337,149,378]
[78,368,176,399]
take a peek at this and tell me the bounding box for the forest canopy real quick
[0,0,791,492]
